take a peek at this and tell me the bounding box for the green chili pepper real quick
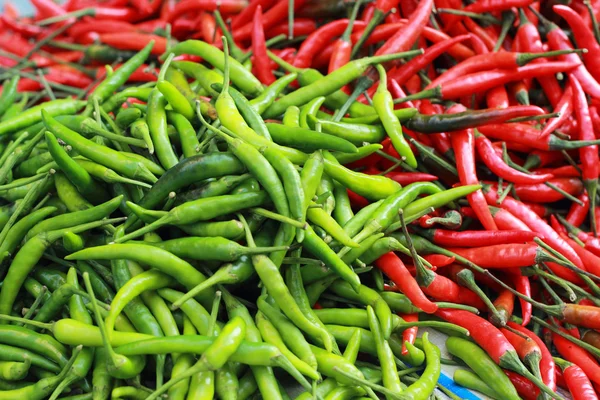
[373,64,417,168]
[48,268,95,400]
[453,369,503,400]
[282,106,301,127]
[266,123,359,153]
[446,336,520,400]
[165,40,263,96]
[89,41,154,106]
[263,50,422,118]
[67,243,215,308]
[257,295,318,372]
[323,151,401,200]
[82,273,146,379]
[312,117,387,145]
[400,332,441,400]
[42,111,157,183]
[45,131,108,203]
[299,96,326,129]
[251,73,298,114]
[0,99,85,137]
[0,345,82,400]
[0,76,19,118]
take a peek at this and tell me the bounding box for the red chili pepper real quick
[483,187,585,281]
[540,86,573,138]
[0,34,55,67]
[69,20,137,40]
[375,252,438,314]
[265,18,316,38]
[486,86,510,109]
[532,165,580,178]
[361,2,375,22]
[135,18,168,33]
[509,273,532,326]
[551,327,600,386]
[489,289,513,326]
[570,75,600,236]
[567,193,590,228]
[422,254,455,268]
[561,234,600,278]
[554,5,600,83]
[0,15,45,37]
[231,0,276,28]
[352,21,474,60]
[250,6,275,85]
[310,42,335,71]
[435,308,533,377]
[386,35,470,87]
[346,189,370,209]
[293,19,365,68]
[97,32,167,55]
[419,101,453,157]
[589,106,600,138]
[514,11,563,107]
[431,61,579,100]
[130,0,153,15]
[446,243,558,268]
[421,228,538,248]
[328,1,361,74]
[554,357,599,400]
[31,0,67,20]
[388,80,416,107]
[399,313,418,355]
[448,104,497,231]
[381,171,438,185]
[506,322,556,390]
[428,50,572,90]
[166,0,249,23]
[468,0,535,13]
[487,206,531,232]
[536,12,600,99]
[233,0,307,43]
[501,326,543,376]
[462,17,496,51]
[503,371,538,400]
[195,12,216,44]
[502,178,584,203]
[475,133,554,185]
[418,269,486,310]
[43,65,93,88]
[374,0,432,57]
[478,123,600,152]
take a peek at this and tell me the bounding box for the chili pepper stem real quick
[251,208,307,229]
[456,269,504,325]
[534,238,600,281]
[398,210,436,287]
[37,8,95,26]
[394,87,442,104]
[332,366,401,400]
[483,270,566,319]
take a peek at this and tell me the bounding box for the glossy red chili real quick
[483,187,585,282]
[507,322,556,390]
[475,134,553,185]
[375,252,438,314]
[448,104,497,231]
[551,327,600,386]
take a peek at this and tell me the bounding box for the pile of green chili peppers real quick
[0,38,484,400]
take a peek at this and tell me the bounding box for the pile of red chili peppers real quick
[0,0,600,399]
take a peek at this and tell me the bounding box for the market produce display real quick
[0,0,599,399]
